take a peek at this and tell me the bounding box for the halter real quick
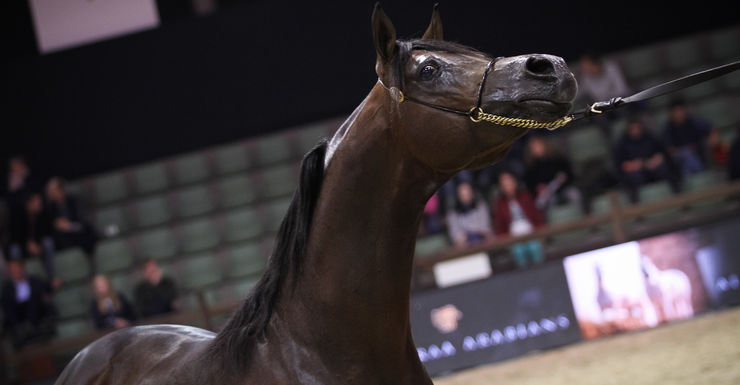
[379,52,740,131]
[378,56,574,131]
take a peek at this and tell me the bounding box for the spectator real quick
[4,156,44,256]
[577,54,633,135]
[524,136,582,211]
[420,192,445,236]
[662,98,714,176]
[1,260,56,349]
[614,119,681,203]
[90,274,136,330]
[729,126,740,180]
[134,259,179,318]
[446,182,494,247]
[7,193,58,287]
[492,171,546,268]
[45,177,99,273]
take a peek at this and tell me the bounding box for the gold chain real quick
[468,107,573,131]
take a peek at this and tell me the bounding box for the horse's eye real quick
[420,64,438,79]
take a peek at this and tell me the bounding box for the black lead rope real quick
[572,60,740,122]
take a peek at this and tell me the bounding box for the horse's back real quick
[55,324,215,385]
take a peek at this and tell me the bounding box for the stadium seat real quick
[136,226,177,261]
[223,207,263,243]
[24,258,46,278]
[684,170,721,192]
[94,205,130,237]
[414,234,450,257]
[108,271,137,301]
[260,164,298,200]
[567,126,609,164]
[218,174,258,208]
[664,36,705,71]
[229,277,261,300]
[134,195,172,228]
[92,171,129,206]
[213,142,251,175]
[295,123,332,155]
[708,27,740,61]
[180,253,222,290]
[590,192,628,214]
[180,218,221,254]
[639,181,674,204]
[172,153,211,186]
[697,97,738,129]
[132,162,170,195]
[56,318,90,339]
[263,198,292,233]
[55,248,90,283]
[547,203,583,225]
[94,238,134,274]
[617,46,664,80]
[54,284,90,319]
[254,133,294,166]
[680,78,720,101]
[225,242,266,279]
[176,184,215,218]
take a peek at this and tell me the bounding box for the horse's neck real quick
[278,88,441,380]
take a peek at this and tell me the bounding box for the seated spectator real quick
[1,260,56,349]
[7,193,58,287]
[4,156,44,257]
[524,136,582,211]
[134,259,179,318]
[420,192,445,236]
[446,182,493,247]
[662,98,714,176]
[493,171,546,268]
[729,126,740,181]
[90,274,136,330]
[614,119,681,203]
[576,54,633,135]
[45,177,99,273]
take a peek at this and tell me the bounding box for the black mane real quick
[209,139,327,368]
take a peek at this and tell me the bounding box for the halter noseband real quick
[378,56,573,131]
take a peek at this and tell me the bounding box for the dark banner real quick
[695,217,740,308]
[410,263,581,376]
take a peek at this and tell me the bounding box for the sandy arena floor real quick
[434,306,740,385]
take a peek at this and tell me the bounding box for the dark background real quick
[2,0,738,180]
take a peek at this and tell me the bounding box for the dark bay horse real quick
[55,4,576,385]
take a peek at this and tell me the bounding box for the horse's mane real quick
[209,139,327,367]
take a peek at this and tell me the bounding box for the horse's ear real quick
[422,3,444,40]
[371,3,397,63]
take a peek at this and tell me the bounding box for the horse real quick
[641,256,694,322]
[55,4,576,384]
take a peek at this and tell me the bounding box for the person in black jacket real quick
[45,177,98,273]
[134,259,179,318]
[614,119,681,203]
[1,259,56,349]
[7,193,58,286]
[524,135,582,210]
[90,274,136,330]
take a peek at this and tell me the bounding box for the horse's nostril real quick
[525,56,555,75]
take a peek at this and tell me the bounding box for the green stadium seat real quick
[55,248,90,282]
[254,133,294,166]
[685,170,721,192]
[24,258,47,278]
[225,242,266,279]
[567,126,610,163]
[94,205,130,237]
[295,123,331,155]
[590,192,629,214]
[172,153,211,186]
[414,234,449,257]
[617,47,663,80]
[213,142,251,175]
[180,218,221,254]
[230,277,261,300]
[218,174,258,208]
[176,184,215,218]
[92,171,129,206]
[260,164,298,200]
[223,207,263,243]
[263,198,292,233]
[708,27,740,61]
[56,318,90,339]
[132,162,169,195]
[664,36,705,71]
[639,181,674,204]
[180,253,222,290]
[697,97,738,129]
[135,195,172,228]
[108,271,137,301]
[679,76,720,101]
[54,284,90,319]
[547,203,583,225]
[137,226,177,261]
[94,238,134,275]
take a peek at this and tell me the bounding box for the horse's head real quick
[372,4,577,173]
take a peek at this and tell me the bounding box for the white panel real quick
[433,253,492,288]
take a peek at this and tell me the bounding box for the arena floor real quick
[434,306,740,385]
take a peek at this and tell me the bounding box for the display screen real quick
[410,263,581,376]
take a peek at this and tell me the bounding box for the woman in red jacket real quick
[493,171,547,268]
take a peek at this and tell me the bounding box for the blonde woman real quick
[89,275,136,330]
